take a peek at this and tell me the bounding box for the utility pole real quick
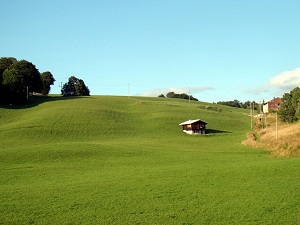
[250,102,253,129]
[25,86,31,100]
[276,113,278,142]
[59,82,63,95]
[128,83,130,98]
[188,87,191,103]
[265,113,267,134]
[298,101,300,118]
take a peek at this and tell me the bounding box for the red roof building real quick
[263,98,282,113]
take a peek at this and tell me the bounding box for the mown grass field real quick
[0,96,299,224]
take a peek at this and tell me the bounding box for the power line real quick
[53,80,252,103]
[88,83,128,87]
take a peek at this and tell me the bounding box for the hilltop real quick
[0,95,250,144]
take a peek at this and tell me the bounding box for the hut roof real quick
[179,119,208,126]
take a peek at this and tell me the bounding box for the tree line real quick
[0,57,89,104]
[158,92,199,101]
[217,100,259,110]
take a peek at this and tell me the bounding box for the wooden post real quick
[265,113,267,134]
[250,103,253,129]
[276,113,278,142]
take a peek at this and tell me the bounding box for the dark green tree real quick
[0,57,17,102]
[2,60,42,103]
[169,93,198,101]
[0,57,17,80]
[74,79,90,96]
[2,68,26,103]
[290,87,300,119]
[166,92,175,98]
[278,87,300,122]
[242,101,251,109]
[7,60,42,91]
[40,71,55,95]
[217,100,241,108]
[61,76,90,96]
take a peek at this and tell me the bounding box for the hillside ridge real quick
[0,95,250,145]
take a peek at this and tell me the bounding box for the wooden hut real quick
[179,119,208,135]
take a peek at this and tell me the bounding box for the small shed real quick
[179,119,208,135]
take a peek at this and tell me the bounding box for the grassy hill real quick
[1,96,299,224]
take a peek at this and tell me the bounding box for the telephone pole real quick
[25,86,31,100]
[276,113,278,142]
[250,102,253,129]
[298,101,300,118]
[128,83,130,98]
[265,113,267,134]
[59,82,63,95]
[188,87,191,103]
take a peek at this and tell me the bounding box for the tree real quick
[290,87,300,119]
[0,57,17,102]
[278,87,300,122]
[217,100,259,110]
[243,101,251,109]
[278,93,296,122]
[74,79,90,96]
[40,71,55,95]
[166,92,175,98]
[61,76,90,96]
[0,57,17,81]
[169,93,198,101]
[9,60,42,91]
[2,68,26,103]
[217,100,242,108]
[158,94,165,98]
[2,60,42,103]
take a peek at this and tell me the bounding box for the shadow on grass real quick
[206,129,232,134]
[0,95,89,109]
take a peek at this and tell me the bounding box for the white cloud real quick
[242,67,300,97]
[270,68,300,89]
[141,86,214,97]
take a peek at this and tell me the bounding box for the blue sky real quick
[1,0,300,103]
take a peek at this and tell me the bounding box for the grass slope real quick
[0,96,299,224]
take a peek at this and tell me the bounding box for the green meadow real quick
[0,96,299,224]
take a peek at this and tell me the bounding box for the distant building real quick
[263,98,282,113]
[179,119,208,135]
